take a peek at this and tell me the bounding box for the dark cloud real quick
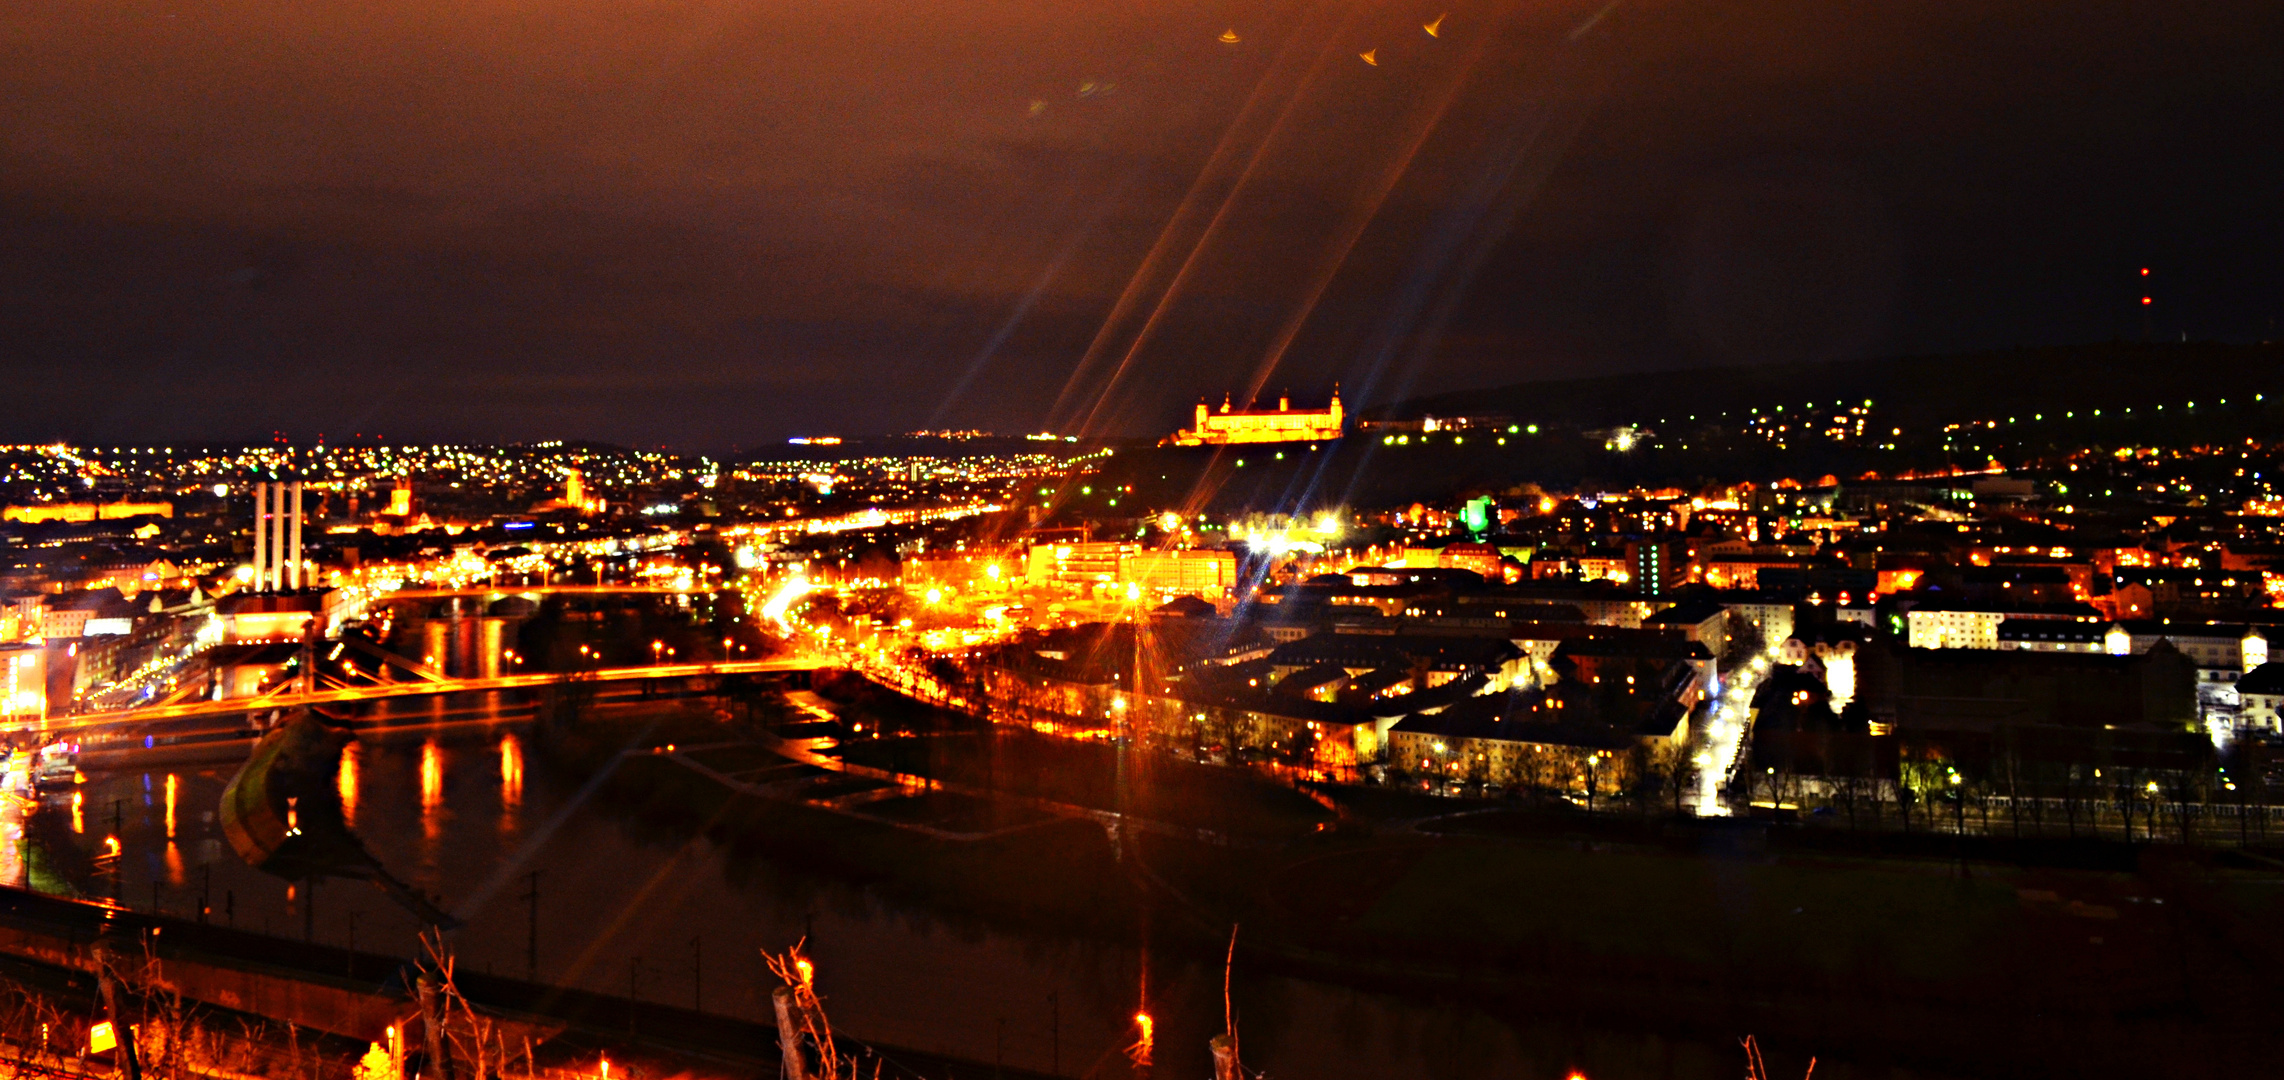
[0,0,2276,447]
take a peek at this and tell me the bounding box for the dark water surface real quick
[22,693,1843,1080]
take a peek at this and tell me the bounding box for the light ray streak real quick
[1340,18,1632,448]
[1234,14,1503,414]
[545,826,715,992]
[1068,3,1380,440]
[1570,0,1622,40]
[926,176,1130,428]
[1163,13,1502,529]
[1046,1,1354,432]
[447,740,638,926]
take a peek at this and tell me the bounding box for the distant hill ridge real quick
[1376,341,2284,430]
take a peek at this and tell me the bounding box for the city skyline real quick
[3,0,2278,448]
[1,4,2282,1076]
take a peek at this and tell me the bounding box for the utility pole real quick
[111,800,124,904]
[522,871,540,982]
[690,935,702,1012]
[629,956,642,1034]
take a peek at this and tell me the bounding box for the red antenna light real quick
[2140,267,2150,276]
[2142,297,2153,305]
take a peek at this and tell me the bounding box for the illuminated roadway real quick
[25,655,830,737]
[360,584,727,600]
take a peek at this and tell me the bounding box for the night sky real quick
[2,0,2277,449]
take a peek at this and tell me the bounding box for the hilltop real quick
[1373,341,2284,430]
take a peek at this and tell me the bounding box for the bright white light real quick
[760,576,814,630]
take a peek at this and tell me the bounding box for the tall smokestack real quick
[272,482,289,593]
[288,481,304,592]
[252,482,269,594]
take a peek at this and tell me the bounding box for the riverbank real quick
[0,886,1063,1080]
[535,682,2284,1080]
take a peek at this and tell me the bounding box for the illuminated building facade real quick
[531,468,603,515]
[1905,602,2099,650]
[1120,550,1237,597]
[0,643,44,719]
[1628,540,1684,597]
[1026,542,1133,587]
[1,501,173,524]
[1166,392,1343,446]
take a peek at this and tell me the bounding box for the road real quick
[14,655,830,739]
[360,584,727,600]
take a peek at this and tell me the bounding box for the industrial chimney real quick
[250,482,306,593]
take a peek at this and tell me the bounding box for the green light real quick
[1462,496,1492,536]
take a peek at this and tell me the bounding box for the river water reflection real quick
[24,693,1746,1080]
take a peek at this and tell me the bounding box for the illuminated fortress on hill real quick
[1164,390,1345,446]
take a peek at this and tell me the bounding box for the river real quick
[14,691,1749,1080]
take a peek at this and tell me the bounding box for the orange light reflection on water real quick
[163,773,177,839]
[420,740,445,840]
[499,733,523,810]
[338,741,361,829]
